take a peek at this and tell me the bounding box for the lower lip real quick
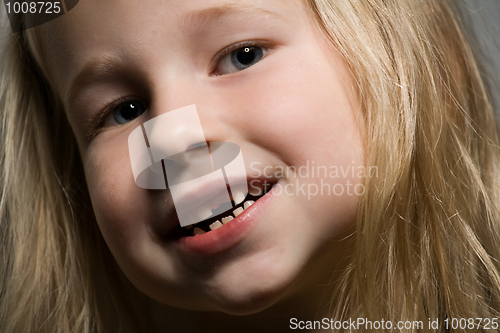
[177,187,275,255]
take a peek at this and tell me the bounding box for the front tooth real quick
[193,227,206,235]
[244,200,254,209]
[197,206,212,221]
[233,207,244,216]
[233,191,246,205]
[209,221,223,231]
[221,216,234,224]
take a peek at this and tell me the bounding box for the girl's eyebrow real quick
[181,4,286,33]
[66,54,125,104]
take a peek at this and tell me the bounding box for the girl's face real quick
[46,0,364,314]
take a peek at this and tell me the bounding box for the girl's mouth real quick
[175,181,276,237]
[170,180,277,255]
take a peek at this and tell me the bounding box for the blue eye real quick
[231,46,264,70]
[112,100,147,125]
[215,45,266,75]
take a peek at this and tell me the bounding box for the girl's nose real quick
[128,104,213,189]
[145,104,207,163]
[148,74,227,145]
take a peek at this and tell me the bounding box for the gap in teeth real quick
[193,227,206,235]
[191,198,256,236]
[186,181,277,236]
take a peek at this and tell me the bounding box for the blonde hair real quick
[307,0,500,329]
[0,30,98,332]
[0,28,149,333]
[1,0,500,332]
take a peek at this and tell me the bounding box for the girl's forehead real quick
[51,0,303,47]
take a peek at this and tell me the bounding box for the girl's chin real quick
[207,277,295,315]
[147,257,300,315]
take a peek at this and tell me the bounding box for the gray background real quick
[460,0,500,112]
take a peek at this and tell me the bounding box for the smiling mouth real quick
[172,181,276,237]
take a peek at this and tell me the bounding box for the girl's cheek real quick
[83,134,150,246]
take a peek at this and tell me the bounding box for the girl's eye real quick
[215,45,266,75]
[111,100,147,125]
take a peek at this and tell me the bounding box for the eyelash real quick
[210,40,269,75]
[86,40,269,139]
[86,96,147,139]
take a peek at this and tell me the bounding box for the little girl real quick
[1,0,500,332]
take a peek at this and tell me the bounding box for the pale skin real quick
[41,0,365,331]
